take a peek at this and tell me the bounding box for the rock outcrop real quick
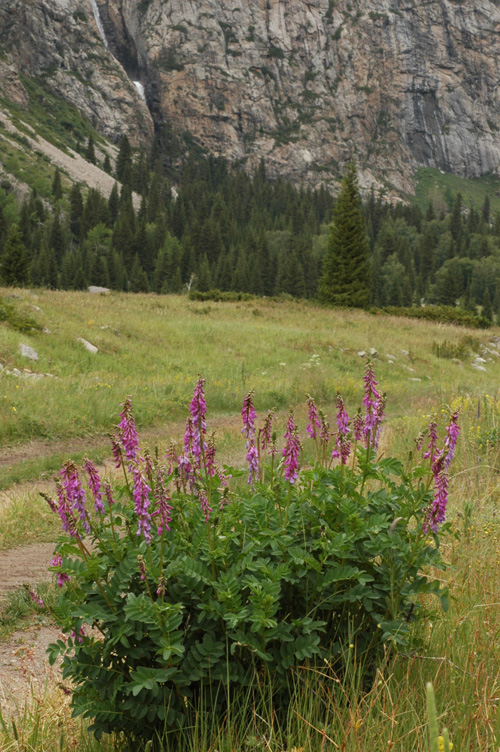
[2,0,500,192]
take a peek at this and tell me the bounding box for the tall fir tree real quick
[51,168,63,201]
[318,162,371,308]
[1,224,29,286]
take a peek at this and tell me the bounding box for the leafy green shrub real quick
[189,289,255,302]
[377,305,490,329]
[41,369,457,746]
[0,296,42,333]
[431,335,479,359]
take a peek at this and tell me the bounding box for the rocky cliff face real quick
[0,0,153,147]
[2,0,500,194]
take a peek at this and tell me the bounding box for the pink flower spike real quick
[241,390,257,440]
[84,459,104,514]
[118,396,139,464]
[306,395,322,440]
[282,413,301,483]
[444,411,460,469]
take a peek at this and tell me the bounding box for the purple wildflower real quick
[84,459,104,515]
[425,455,449,532]
[165,440,178,475]
[157,576,167,597]
[246,443,259,486]
[205,433,217,477]
[184,416,196,455]
[60,462,90,534]
[282,413,301,484]
[55,481,78,539]
[444,411,460,469]
[51,552,70,585]
[57,571,71,588]
[372,394,386,450]
[29,587,44,608]
[306,396,322,440]
[319,411,330,447]
[137,555,146,581]
[132,466,152,543]
[152,472,173,535]
[42,493,58,514]
[111,435,122,469]
[332,395,351,464]
[189,376,208,466]
[103,482,115,508]
[260,409,276,455]
[199,492,212,523]
[118,396,139,464]
[71,626,85,644]
[363,362,381,448]
[241,390,257,440]
[353,411,364,442]
[423,419,440,463]
[242,391,259,486]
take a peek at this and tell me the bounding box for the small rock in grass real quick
[77,338,98,354]
[401,349,409,356]
[451,358,463,367]
[386,353,396,360]
[19,343,39,361]
[369,347,377,356]
[472,363,487,372]
[409,377,422,382]
[475,357,487,364]
[357,350,366,357]
[43,327,51,334]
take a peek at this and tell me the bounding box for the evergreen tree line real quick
[0,137,333,298]
[0,136,500,320]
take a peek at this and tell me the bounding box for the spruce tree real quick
[116,135,132,185]
[51,168,63,201]
[85,135,97,165]
[318,162,371,308]
[483,287,493,322]
[1,224,29,286]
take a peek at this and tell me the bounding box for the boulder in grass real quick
[88,286,110,294]
[77,338,98,354]
[19,343,39,361]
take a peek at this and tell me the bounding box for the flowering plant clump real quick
[45,365,457,745]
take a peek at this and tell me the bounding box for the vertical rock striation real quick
[2,0,500,191]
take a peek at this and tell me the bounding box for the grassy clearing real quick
[1,288,498,454]
[414,166,500,212]
[1,292,500,750]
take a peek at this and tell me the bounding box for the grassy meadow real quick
[2,289,500,750]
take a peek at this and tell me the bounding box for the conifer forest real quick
[1,134,499,321]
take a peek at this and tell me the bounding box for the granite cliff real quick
[1,0,500,194]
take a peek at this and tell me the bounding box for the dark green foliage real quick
[377,305,490,329]
[85,135,96,165]
[0,296,41,332]
[319,163,371,308]
[69,183,84,240]
[116,135,132,185]
[1,224,29,285]
[431,335,478,359]
[51,167,63,201]
[129,254,149,292]
[482,287,493,322]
